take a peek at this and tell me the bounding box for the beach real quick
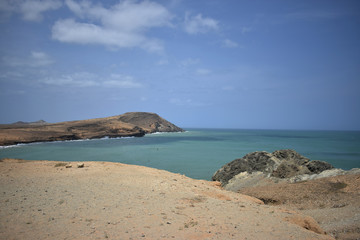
[0,158,334,240]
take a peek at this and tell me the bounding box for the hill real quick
[0,112,183,146]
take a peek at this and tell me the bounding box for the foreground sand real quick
[0,159,333,240]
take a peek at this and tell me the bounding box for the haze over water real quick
[1,129,359,180]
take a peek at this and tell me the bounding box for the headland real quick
[0,112,183,146]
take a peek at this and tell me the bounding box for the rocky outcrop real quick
[0,112,183,146]
[12,120,47,125]
[118,112,183,133]
[212,149,334,186]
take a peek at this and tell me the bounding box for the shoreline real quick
[0,158,334,240]
[0,131,187,148]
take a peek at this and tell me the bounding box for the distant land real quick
[0,112,183,146]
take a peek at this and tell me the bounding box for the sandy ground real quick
[239,173,360,240]
[0,159,334,240]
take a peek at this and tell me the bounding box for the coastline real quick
[0,158,333,240]
[0,131,186,149]
[0,112,184,147]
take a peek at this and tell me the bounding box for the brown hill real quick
[0,112,183,146]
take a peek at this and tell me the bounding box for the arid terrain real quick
[0,112,183,146]
[211,149,360,240]
[0,158,334,240]
[239,173,360,240]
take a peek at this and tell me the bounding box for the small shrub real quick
[329,182,348,191]
[55,162,68,167]
[184,220,198,228]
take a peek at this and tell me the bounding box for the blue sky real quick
[0,0,359,130]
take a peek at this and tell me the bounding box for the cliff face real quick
[118,112,184,133]
[0,112,184,146]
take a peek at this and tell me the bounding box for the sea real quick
[0,129,359,180]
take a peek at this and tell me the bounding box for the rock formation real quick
[212,149,334,187]
[0,112,183,146]
[118,112,183,133]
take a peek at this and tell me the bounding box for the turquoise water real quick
[0,129,359,180]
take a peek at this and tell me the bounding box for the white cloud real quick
[3,51,53,67]
[52,19,145,48]
[40,72,143,88]
[52,0,172,52]
[184,12,218,34]
[20,0,62,21]
[222,39,238,48]
[196,68,211,75]
[41,72,99,87]
[0,0,61,21]
[103,74,143,88]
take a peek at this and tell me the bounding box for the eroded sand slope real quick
[0,159,333,240]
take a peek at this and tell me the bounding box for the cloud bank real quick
[40,72,143,89]
[0,0,62,21]
[52,0,173,52]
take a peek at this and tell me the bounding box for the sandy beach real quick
[0,158,334,240]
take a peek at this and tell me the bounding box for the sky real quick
[0,0,359,130]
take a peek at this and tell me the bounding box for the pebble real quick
[77,163,85,168]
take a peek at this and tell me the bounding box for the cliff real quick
[0,112,183,146]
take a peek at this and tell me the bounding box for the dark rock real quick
[212,149,334,185]
[272,149,309,165]
[306,160,334,174]
[271,162,310,178]
[212,151,276,184]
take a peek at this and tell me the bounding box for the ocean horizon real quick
[0,128,359,180]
